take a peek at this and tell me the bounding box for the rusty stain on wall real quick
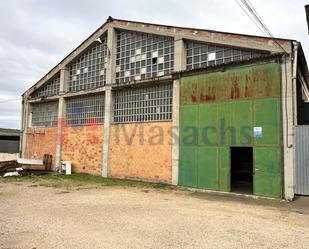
[180,63,280,105]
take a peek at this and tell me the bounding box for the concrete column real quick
[21,96,30,158]
[174,37,186,72]
[172,38,186,185]
[55,68,69,172]
[102,87,112,177]
[281,55,295,200]
[19,99,24,157]
[102,26,117,177]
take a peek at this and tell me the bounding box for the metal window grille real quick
[66,94,105,126]
[31,75,60,98]
[31,101,58,127]
[186,40,269,70]
[68,36,107,92]
[116,30,174,84]
[114,83,173,123]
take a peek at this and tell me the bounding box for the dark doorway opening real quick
[230,147,253,194]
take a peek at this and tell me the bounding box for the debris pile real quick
[0,160,25,177]
[0,154,52,177]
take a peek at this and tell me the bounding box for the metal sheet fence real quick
[295,125,309,195]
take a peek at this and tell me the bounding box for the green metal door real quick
[179,63,282,198]
[254,148,282,198]
[179,105,198,187]
[253,98,282,198]
[197,147,218,189]
[218,147,230,191]
[230,100,253,146]
[197,103,218,189]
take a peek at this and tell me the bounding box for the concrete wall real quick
[109,122,173,183]
[61,125,103,175]
[25,127,57,167]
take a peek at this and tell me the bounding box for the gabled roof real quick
[24,16,296,97]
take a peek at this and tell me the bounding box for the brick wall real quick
[61,125,103,175]
[109,122,173,183]
[25,127,57,168]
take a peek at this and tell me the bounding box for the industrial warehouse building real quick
[21,17,309,200]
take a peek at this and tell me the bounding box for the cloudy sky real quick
[0,0,308,129]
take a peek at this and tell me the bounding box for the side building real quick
[0,128,20,161]
[21,17,309,200]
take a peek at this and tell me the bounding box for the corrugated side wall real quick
[179,62,282,198]
[295,125,309,195]
[25,127,57,168]
[109,122,172,183]
[61,125,104,175]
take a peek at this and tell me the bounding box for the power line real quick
[234,0,266,35]
[241,0,273,36]
[234,0,288,54]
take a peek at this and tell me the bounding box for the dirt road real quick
[1,182,309,249]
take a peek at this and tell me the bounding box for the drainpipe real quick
[292,41,299,126]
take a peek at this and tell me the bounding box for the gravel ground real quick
[1,183,309,249]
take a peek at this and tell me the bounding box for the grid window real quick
[31,101,58,127]
[186,41,269,70]
[32,75,60,98]
[114,84,173,123]
[66,94,105,126]
[68,36,107,92]
[116,30,174,84]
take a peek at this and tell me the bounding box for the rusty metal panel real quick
[295,125,309,195]
[180,63,280,105]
